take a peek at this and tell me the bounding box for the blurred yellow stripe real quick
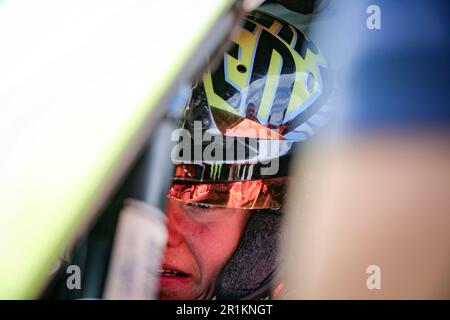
[0,0,233,299]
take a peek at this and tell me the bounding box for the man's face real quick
[158,198,251,300]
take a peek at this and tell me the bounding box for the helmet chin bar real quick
[215,209,282,300]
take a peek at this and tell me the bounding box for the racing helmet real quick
[168,10,330,299]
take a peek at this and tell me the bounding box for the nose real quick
[165,200,184,247]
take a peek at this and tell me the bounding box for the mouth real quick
[158,265,192,286]
[158,269,189,278]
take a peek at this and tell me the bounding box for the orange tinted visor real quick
[167,177,288,209]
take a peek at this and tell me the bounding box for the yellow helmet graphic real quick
[169,11,332,208]
[202,10,329,140]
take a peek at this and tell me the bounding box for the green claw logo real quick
[210,163,223,181]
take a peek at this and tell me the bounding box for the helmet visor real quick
[167,177,288,210]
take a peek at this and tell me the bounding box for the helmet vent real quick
[237,64,247,73]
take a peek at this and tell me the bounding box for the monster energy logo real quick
[171,121,280,176]
[210,163,223,180]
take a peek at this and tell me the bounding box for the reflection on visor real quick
[167,177,288,209]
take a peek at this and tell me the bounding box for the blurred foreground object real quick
[103,200,167,299]
[280,0,450,299]
[0,0,236,299]
[282,134,450,299]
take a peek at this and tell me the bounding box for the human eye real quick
[184,202,212,214]
[182,202,232,222]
